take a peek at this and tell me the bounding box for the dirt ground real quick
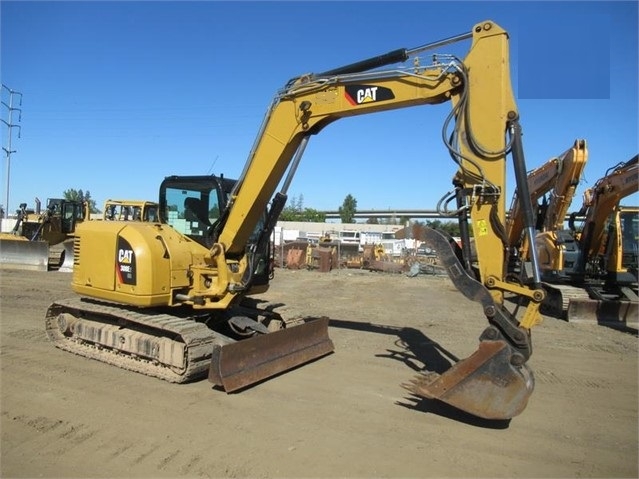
[1,266,637,478]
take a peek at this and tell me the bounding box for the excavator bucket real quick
[208,316,334,392]
[404,339,535,420]
[0,237,49,271]
[410,227,535,420]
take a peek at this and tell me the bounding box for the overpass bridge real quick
[321,210,451,220]
[320,209,586,222]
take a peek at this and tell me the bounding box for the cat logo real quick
[116,237,137,285]
[357,87,378,103]
[118,249,134,264]
[345,84,395,106]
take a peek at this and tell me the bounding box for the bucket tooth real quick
[404,340,534,420]
[208,316,334,392]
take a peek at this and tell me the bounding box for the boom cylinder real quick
[316,29,473,78]
[316,49,409,77]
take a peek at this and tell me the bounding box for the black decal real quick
[116,236,137,285]
[345,85,395,105]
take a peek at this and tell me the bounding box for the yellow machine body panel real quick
[72,220,207,307]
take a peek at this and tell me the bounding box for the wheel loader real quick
[46,20,553,421]
[0,197,87,271]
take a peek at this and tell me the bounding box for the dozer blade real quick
[208,316,334,392]
[58,239,75,272]
[567,298,639,328]
[0,238,49,271]
[404,340,535,420]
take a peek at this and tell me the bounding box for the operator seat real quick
[184,197,210,226]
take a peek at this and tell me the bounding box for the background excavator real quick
[0,197,88,271]
[45,20,548,421]
[535,155,638,324]
[506,139,589,273]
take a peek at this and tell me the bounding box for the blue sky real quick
[1,1,637,217]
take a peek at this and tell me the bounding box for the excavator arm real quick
[508,155,564,247]
[541,140,589,232]
[507,139,588,259]
[576,155,639,265]
[515,140,589,277]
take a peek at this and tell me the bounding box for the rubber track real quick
[45,297,227,383]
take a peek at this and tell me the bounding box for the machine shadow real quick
[234,300,511,428]
[328,318,457,373]
[327,317,511,429]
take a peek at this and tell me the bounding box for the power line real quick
[2,84,23,219]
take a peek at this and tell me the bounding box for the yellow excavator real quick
[0,198,88,271]
[506,139,589,270]
[45,20,549,420]
[535,155,638,323]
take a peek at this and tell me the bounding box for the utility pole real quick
[2,84,23,219]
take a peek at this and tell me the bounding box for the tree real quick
[338,194,357,223]
[279,194,303,221]
[399,216,411,226]
[63,188,100,214]
[279,194,326,222]
[299,208,326,222]
[419,219,463,238]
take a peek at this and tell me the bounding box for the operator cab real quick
[159,175,233,247]
[158,174,272,288]
[46,198,86,233]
